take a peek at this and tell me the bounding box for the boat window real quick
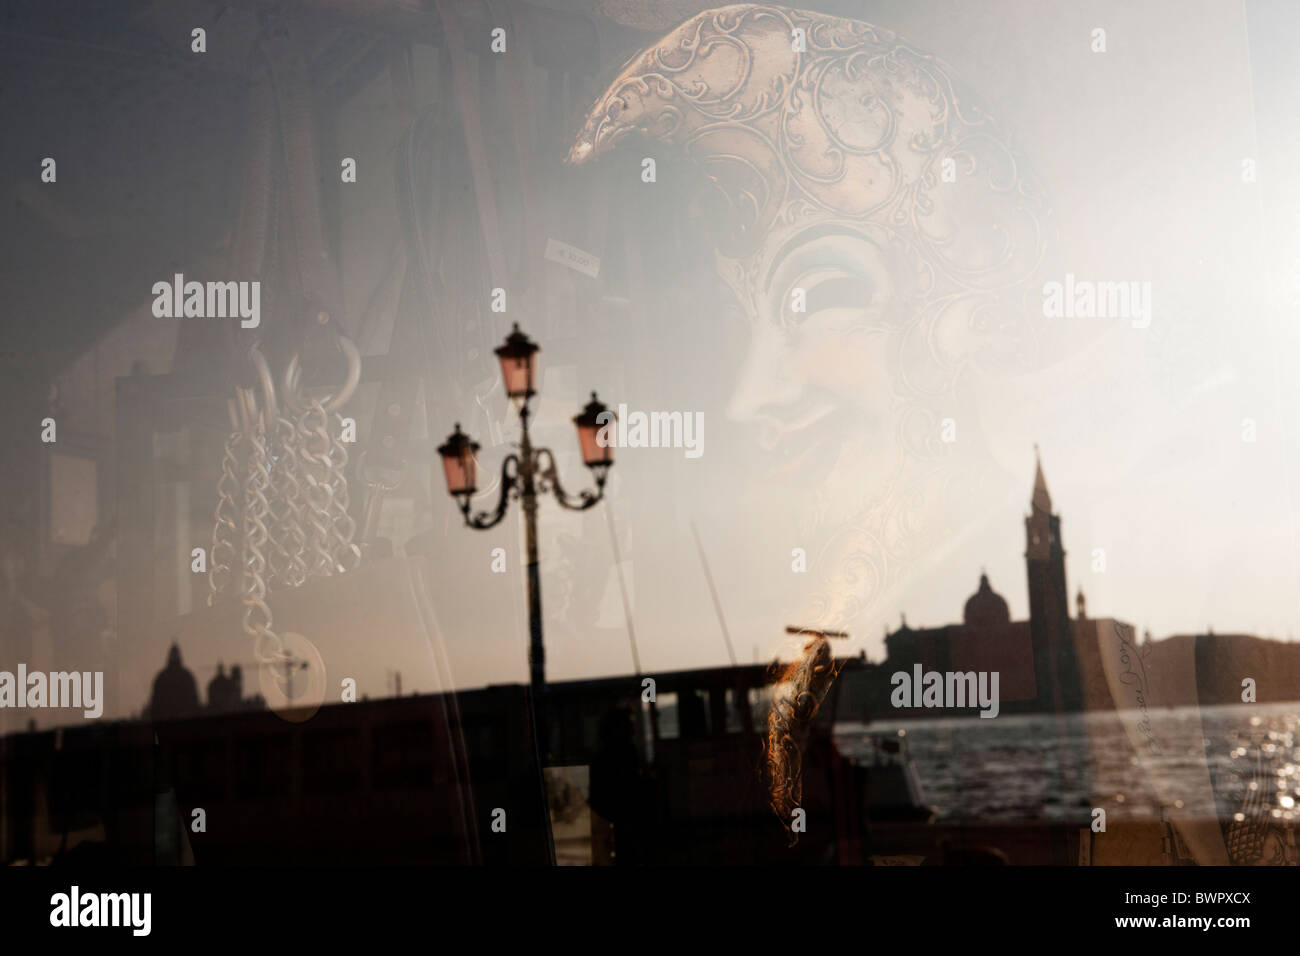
[655,692,679,740]
[678,689,710,738]
[723,688,744,734]
[748,686,773,728]
[640,698,655,760]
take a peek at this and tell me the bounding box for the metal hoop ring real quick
[281,335,361,414]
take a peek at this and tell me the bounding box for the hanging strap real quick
[172,38,278,389]
[260,22,349,377]
[434,0,509,290]
[489,0,542,299]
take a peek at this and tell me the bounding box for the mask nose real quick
[726,327,804,451]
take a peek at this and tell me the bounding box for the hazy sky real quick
[397,0,1300,691]
[18,0,1299,713]
[388,0,1300,693]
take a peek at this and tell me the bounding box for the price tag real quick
[545,238,601,278]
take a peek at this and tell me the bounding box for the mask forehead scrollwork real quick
[569,4,1048,296]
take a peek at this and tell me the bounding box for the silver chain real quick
[329,411,361,571]
[208,412,242,607]
[240,404,283,663]
[297,398,338,576]
[273,412,310,588]
[208,345,360,672]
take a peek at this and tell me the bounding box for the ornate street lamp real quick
[436,423,480,497]
[494,322,539,407]
[438,328,614,691]
[573,391,614,482]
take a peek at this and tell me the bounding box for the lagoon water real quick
[835,703,1300,825]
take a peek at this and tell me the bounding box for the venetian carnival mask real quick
[568,2,1051,615]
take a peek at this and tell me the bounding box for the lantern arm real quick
[462,454,520,529]
[534,447,605,511]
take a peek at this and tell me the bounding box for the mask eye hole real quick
[782,271,877,330]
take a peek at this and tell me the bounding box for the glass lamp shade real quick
[573,392,615,470]
[494,323,540,400]
[437,423,480,496]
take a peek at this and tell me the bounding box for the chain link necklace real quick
[206,339,361,716]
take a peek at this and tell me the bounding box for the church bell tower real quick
[1024,449,1082,711]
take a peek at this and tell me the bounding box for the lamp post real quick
[438,324,614,691]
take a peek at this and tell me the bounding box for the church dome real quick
[964,573,1010,628]
[149,642,200,721]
